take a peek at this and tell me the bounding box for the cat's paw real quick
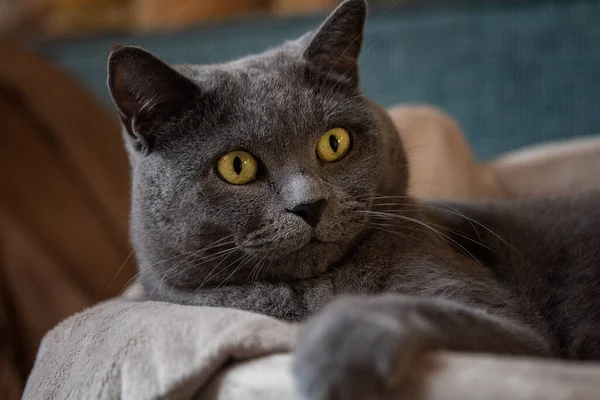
[292,296,430,400]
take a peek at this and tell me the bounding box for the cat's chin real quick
[259,238,350,281]
[241,236,349,281]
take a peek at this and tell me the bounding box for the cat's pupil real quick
[233,156,243,175]
[329,135,339,152]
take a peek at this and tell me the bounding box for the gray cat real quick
[107,0,600,399]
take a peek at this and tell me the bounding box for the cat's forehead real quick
[168,48,369,149]
[175,49,308,96]
[174,56,349,133]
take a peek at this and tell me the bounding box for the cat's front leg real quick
[293,294,549,400]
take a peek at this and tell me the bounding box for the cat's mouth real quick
[221,231,353,283]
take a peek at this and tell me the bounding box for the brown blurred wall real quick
[1,0,364,38]
[0,39,136,399]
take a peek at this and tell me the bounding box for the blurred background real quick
[1,0,378,37]
[0,0,599,398]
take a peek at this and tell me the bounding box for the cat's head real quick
[108,0,408,288]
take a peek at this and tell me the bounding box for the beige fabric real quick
[389,105,505,200]
[490,135,600,197]
[24,297,297,400]
[24,290,600,400]
[390,104,600,200]
[203,352,600,400]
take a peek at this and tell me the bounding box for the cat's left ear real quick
[303,0,366,85]
[107,45,199,153]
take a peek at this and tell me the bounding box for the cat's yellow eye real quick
[217,150,258,185]
[316,128,351,162]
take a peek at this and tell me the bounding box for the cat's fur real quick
[107,1,600,399]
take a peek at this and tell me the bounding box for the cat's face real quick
[108,0,407,287]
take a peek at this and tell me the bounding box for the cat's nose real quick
[288,199,327,227]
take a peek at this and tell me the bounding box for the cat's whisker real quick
[162,238,239,287]
[358,210,482,265]
[108,249,135,288]
[364,222,425,248]
[164,247,237,296]
[427,201,484,243]
[245,256,259,284]
[424,201,518,253]
[367,208,499,255]
[154,249,206,301]
[360,193,514,250]
[247,255,267,285]
[119,251,193,295]
[195,248,242,291]
[134,235,236,279]
[130,235,237,297]
[215,254,254,290]
[159,258,195,295]
[355,206,436,247]
[367,226,439,253]
[170,237,237,271]
[259,258,275,284]
[248,257,275,285]
[363,209,466,246]
[119,267,156,296]
[357,194,412,201]
[185,242,239,266]
[127,269,163,297]
[193,248,240,285]
[365,196,516,253]
[362,214,468,253]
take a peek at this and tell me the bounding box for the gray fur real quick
[107,1,600,399]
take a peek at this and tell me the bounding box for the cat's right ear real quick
[107,45,198,153]
[302,0,366,85]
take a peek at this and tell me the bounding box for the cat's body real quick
[107,1,599,398]
[438,194,600,359]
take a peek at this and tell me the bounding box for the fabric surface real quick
[490,135,600,197]
[23,285,600,400]
[200,352,600,400]
[23,292,297,400]
[35,0,600,160]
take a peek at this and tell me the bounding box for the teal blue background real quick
[36,0,600,160]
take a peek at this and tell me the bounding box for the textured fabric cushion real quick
[35,0,600,159]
